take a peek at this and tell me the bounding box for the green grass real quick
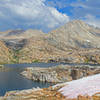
[11,50,20,64]
[84,58,89,63]
[32,59,40,63]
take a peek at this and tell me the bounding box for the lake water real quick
[0,62,99,96]
[0,63,61,96]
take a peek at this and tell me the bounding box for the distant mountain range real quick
[0,20,100,64]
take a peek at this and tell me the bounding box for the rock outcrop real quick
[21,64,100,83]
[17,35,67,63]
[0,85,65,100]
[0,40,12,64]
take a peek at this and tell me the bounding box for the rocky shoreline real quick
[0,64,100,100]
[0,65,4,69]
[0,65,10,72]
[0,84,65,100]
[21,64,100,83]
[0,80,100,100]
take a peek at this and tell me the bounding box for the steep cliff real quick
[0,40,12,64]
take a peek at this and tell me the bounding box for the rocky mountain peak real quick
[48,20,100,48]
[65,20,87,26]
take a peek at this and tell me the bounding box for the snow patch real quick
[59,74,100,99]
[86,40,90,42]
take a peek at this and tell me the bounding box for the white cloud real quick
[45,0,69,9]
[71,0,100,18]
[0,0,69,32]
[85,14,100,28]
[70,0,100,28]
[0,11,4,17]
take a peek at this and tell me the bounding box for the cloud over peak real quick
[0,0,99,32]
[0,0,69,32]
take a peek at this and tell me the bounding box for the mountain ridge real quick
[0,20,100,64]
[47,20,100,49]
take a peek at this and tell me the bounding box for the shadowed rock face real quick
[4,39,27,50]
[0,29,44,50]
[0,29,44,39]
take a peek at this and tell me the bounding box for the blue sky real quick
[0,0,100,32]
